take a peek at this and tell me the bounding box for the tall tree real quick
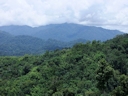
[96,59,114,94]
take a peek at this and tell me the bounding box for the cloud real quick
[0,0,128,32]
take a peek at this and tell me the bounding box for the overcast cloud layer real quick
[0,0,128,33]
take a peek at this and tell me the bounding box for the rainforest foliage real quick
[0,34,128,96]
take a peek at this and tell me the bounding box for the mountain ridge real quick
[0,23,124,42]
[0,23,124,55]
[0,31,87,56]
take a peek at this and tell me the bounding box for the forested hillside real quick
[0,23,123,41]
[0,31,87,56]
[0,31,13,44]
[0,34,128,96]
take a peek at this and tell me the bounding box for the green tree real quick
[112,74,128,96]
[96,59,114,94]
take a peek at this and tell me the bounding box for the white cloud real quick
[0,0,128,32]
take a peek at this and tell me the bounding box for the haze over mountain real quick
[0,30,87,56]
[0,23,124,55]
[0,23,123,42]
[0,31,13,44]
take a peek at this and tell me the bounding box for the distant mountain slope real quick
[0,31,13,44]
[0,25,35,35]
[0,34,68,56]
[0,23,124,41]
[0,34,45,55]
[0,31,87,56]
[34,23,124,41]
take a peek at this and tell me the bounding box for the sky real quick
[0,0,128,33]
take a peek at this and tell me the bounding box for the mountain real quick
[0,23,124,55]
[0,23,124,41]
[0,30,13,44]
[0,32,68,56]
[0,33,45,55]
[0,25,35,35]
[0,31,86,56]
[1,34,128,95]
